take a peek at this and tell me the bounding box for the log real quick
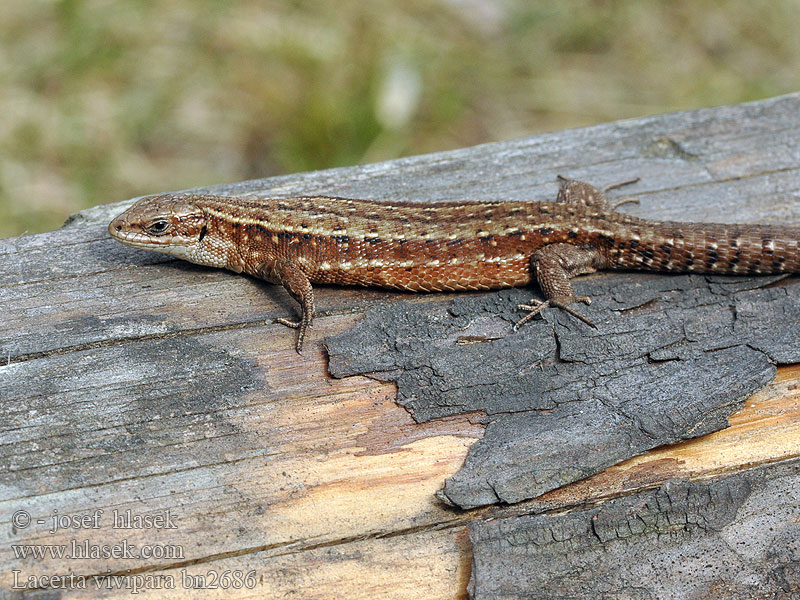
[2,93,800,598]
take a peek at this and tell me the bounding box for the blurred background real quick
[2,0,800,238]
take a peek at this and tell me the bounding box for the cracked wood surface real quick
[327,273,800,508]
[469,459,800,599]
[2,93,800,598]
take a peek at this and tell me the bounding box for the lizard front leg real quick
[258,258,315,354]
[515,243,607,330]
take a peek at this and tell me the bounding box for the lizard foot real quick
[514,296,596,331]
[604,177,641,210]
[274,317,313,354]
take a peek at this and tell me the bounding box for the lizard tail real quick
[608,221,800,276]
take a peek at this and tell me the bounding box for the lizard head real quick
[108,193,210,262]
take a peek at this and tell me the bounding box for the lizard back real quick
[196,194,800,290]
[195,194,615,291]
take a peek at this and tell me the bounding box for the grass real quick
[1,0,800,237]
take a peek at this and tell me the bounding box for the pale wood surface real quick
[2,93,800,598]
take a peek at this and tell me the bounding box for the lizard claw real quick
[560,303,598,329]
[514,299,548,331]
[611,197,640,211]
[275,317,301,329]
[514,296,597,330]
[602,177,640,192]
[274,317,312,354]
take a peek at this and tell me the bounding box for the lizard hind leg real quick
[555,176,640,211]
[515,243,607,331]
[555,174,639,193]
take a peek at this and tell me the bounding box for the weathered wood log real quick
[2,93,800,598]
[327,273,800,508]
[469,459,800,599]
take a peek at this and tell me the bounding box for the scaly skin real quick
[108,178,800,352]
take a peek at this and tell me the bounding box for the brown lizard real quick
[108,178,800,353]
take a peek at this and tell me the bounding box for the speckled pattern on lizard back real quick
[109,178,800,352]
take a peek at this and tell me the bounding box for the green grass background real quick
[2,0,800,237]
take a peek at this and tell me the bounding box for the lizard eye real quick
[147,220,171,235]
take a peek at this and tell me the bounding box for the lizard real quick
[108,177,800,353]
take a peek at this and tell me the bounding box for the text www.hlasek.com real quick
[12,539,183,560]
